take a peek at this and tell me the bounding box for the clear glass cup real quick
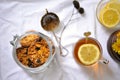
[74,37,109,67]
[10,31,56,73]
[96,0,120,28]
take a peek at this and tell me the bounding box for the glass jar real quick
[10,31,56,73]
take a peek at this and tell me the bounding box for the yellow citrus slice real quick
[107,0,120,14]
[102,8,120,28]
[110,0,118,1]
[78,44,100,65]
[99,7,107,23]
[111,0,118,1]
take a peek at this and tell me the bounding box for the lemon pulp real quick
[78,44,100,65]
[102,8,119,28]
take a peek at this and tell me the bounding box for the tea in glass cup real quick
[96,0,120,28]
[74,37,108,66]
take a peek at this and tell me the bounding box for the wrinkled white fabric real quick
[0,0,120,80]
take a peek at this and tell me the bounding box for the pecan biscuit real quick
[20,34,40,47]
[16,47,28,66]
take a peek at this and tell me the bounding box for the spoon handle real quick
[53,32,68,57]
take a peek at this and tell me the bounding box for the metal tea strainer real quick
[41,9,69,57]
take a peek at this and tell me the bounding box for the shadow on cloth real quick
[80,62,118,80]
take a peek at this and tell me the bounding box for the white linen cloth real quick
[0,0,120,80]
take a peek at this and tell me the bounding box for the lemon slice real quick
[107,0,120,14]
[99,7,107,23]
[78,44,100,65]
[102,8,120,28]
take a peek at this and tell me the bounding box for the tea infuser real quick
[84,32,91,43]
[41,9,69,57]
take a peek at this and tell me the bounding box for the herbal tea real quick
[74,37,102,66]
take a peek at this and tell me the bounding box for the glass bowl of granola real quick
[107,30,120,63]
[10,31,56,73]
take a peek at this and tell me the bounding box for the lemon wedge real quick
[78,44,100,65]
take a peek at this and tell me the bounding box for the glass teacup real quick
[74,37,109,66]
[96,0,120,28]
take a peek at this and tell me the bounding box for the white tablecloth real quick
[0,0,120,80]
